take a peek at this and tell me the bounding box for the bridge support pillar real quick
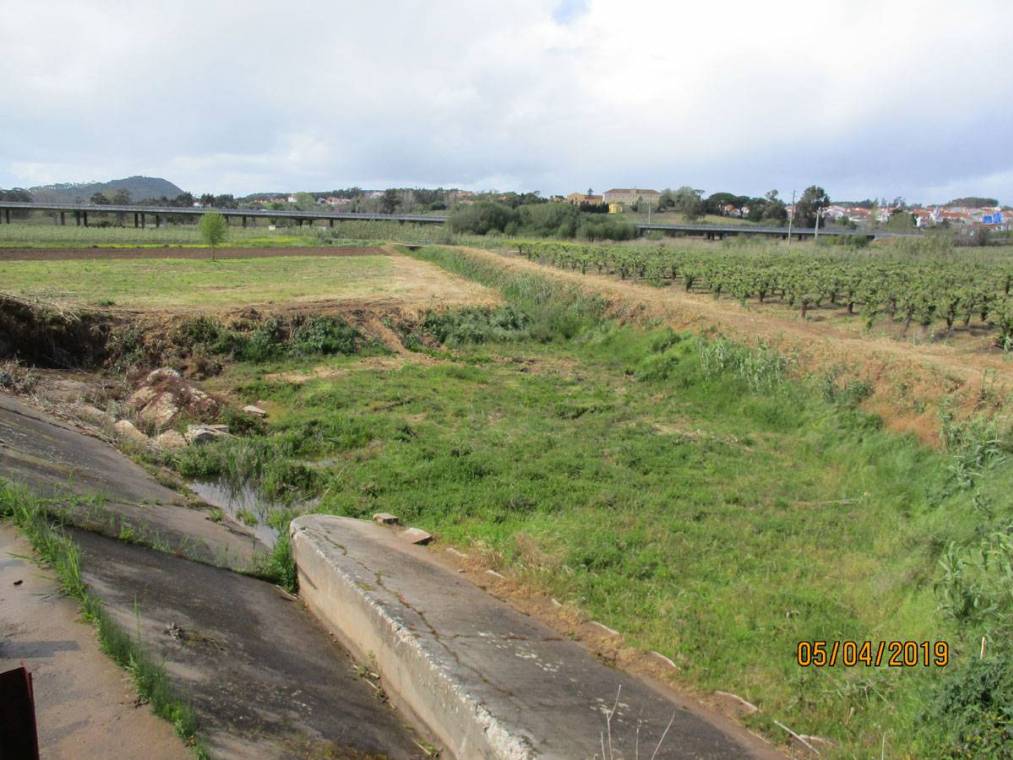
[242,216,247,228]
[60,211,65,225]
[133,213,138,228]
[155,215,161,228]
[4,208,10,224]
[83,211,88,227]
[329,218,334,227]
[141,212,146,228]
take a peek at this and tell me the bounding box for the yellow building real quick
[565,192,604,206]
[602,188,661,213]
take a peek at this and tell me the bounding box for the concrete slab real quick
[291,515,780,760]
[72,528,426,760]
[0,393,262,568]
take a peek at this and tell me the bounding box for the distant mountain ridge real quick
[28,176,185,203]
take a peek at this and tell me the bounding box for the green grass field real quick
[0,255,402,308]
[0,219,459,248]
[165,246,1013,759]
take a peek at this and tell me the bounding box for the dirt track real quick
[0,246,386,261]
[461,246,1012,443]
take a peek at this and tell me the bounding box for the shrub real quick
[576,216,637,241]
[417,305,530,346]
[447,202,519,235]
[921,654,1013,758]
[291,316,360,356]
[699,338,788,393]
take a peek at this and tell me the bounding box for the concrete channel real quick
[1,391,782,758]
[0,393,427,759]
[292,515,781,760]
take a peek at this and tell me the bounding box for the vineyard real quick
[515,239,1013,346]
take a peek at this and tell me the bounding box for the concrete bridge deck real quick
[0,200,915,239]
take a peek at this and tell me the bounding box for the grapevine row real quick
[513,241,1013,343]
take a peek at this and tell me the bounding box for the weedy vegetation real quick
[161,245,1013,758]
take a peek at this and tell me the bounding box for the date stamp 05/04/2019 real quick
[796,640,950,668]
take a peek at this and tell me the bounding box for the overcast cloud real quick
[1,0,1011,202]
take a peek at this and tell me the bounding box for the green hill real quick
[29,176,185,203]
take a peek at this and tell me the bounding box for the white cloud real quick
[1,0,1012,202]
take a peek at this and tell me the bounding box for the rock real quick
[373,512,399,525]
[72,402,112,426]
[130,368,219,426]
[713,691,758,717]
[185,424,231,445]
[155,430,188,450]
[146,367,181,384]
[243,404,268,417]
[138,392,179,427]
[399,527,433,545]
[128,386,159,409]
[113,419,149,447]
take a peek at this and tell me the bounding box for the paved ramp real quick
[0,392,259,567]
[73,529,425,760]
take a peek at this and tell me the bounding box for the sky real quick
[1,0,1012,204]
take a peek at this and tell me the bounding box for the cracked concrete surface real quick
[293,515,782,760]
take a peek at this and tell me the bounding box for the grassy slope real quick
[0,255,398,307]
[184,246,1012,758]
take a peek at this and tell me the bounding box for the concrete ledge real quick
[291,515,775,760]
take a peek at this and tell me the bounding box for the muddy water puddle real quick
[189,480,287,548]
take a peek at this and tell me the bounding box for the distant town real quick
[1,177,1008,232]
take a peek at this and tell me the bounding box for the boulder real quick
[128,386,159,409]
[185,424,231,445]
[128,368,219,428]
[114,419,149,447]
[372,512,399,525]
[243,404,268,418]
[146,367,182,384]
[155,430,188,450]
[72,402,112,427]
[137,392,179,427]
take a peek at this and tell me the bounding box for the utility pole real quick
[786,189,796,249]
